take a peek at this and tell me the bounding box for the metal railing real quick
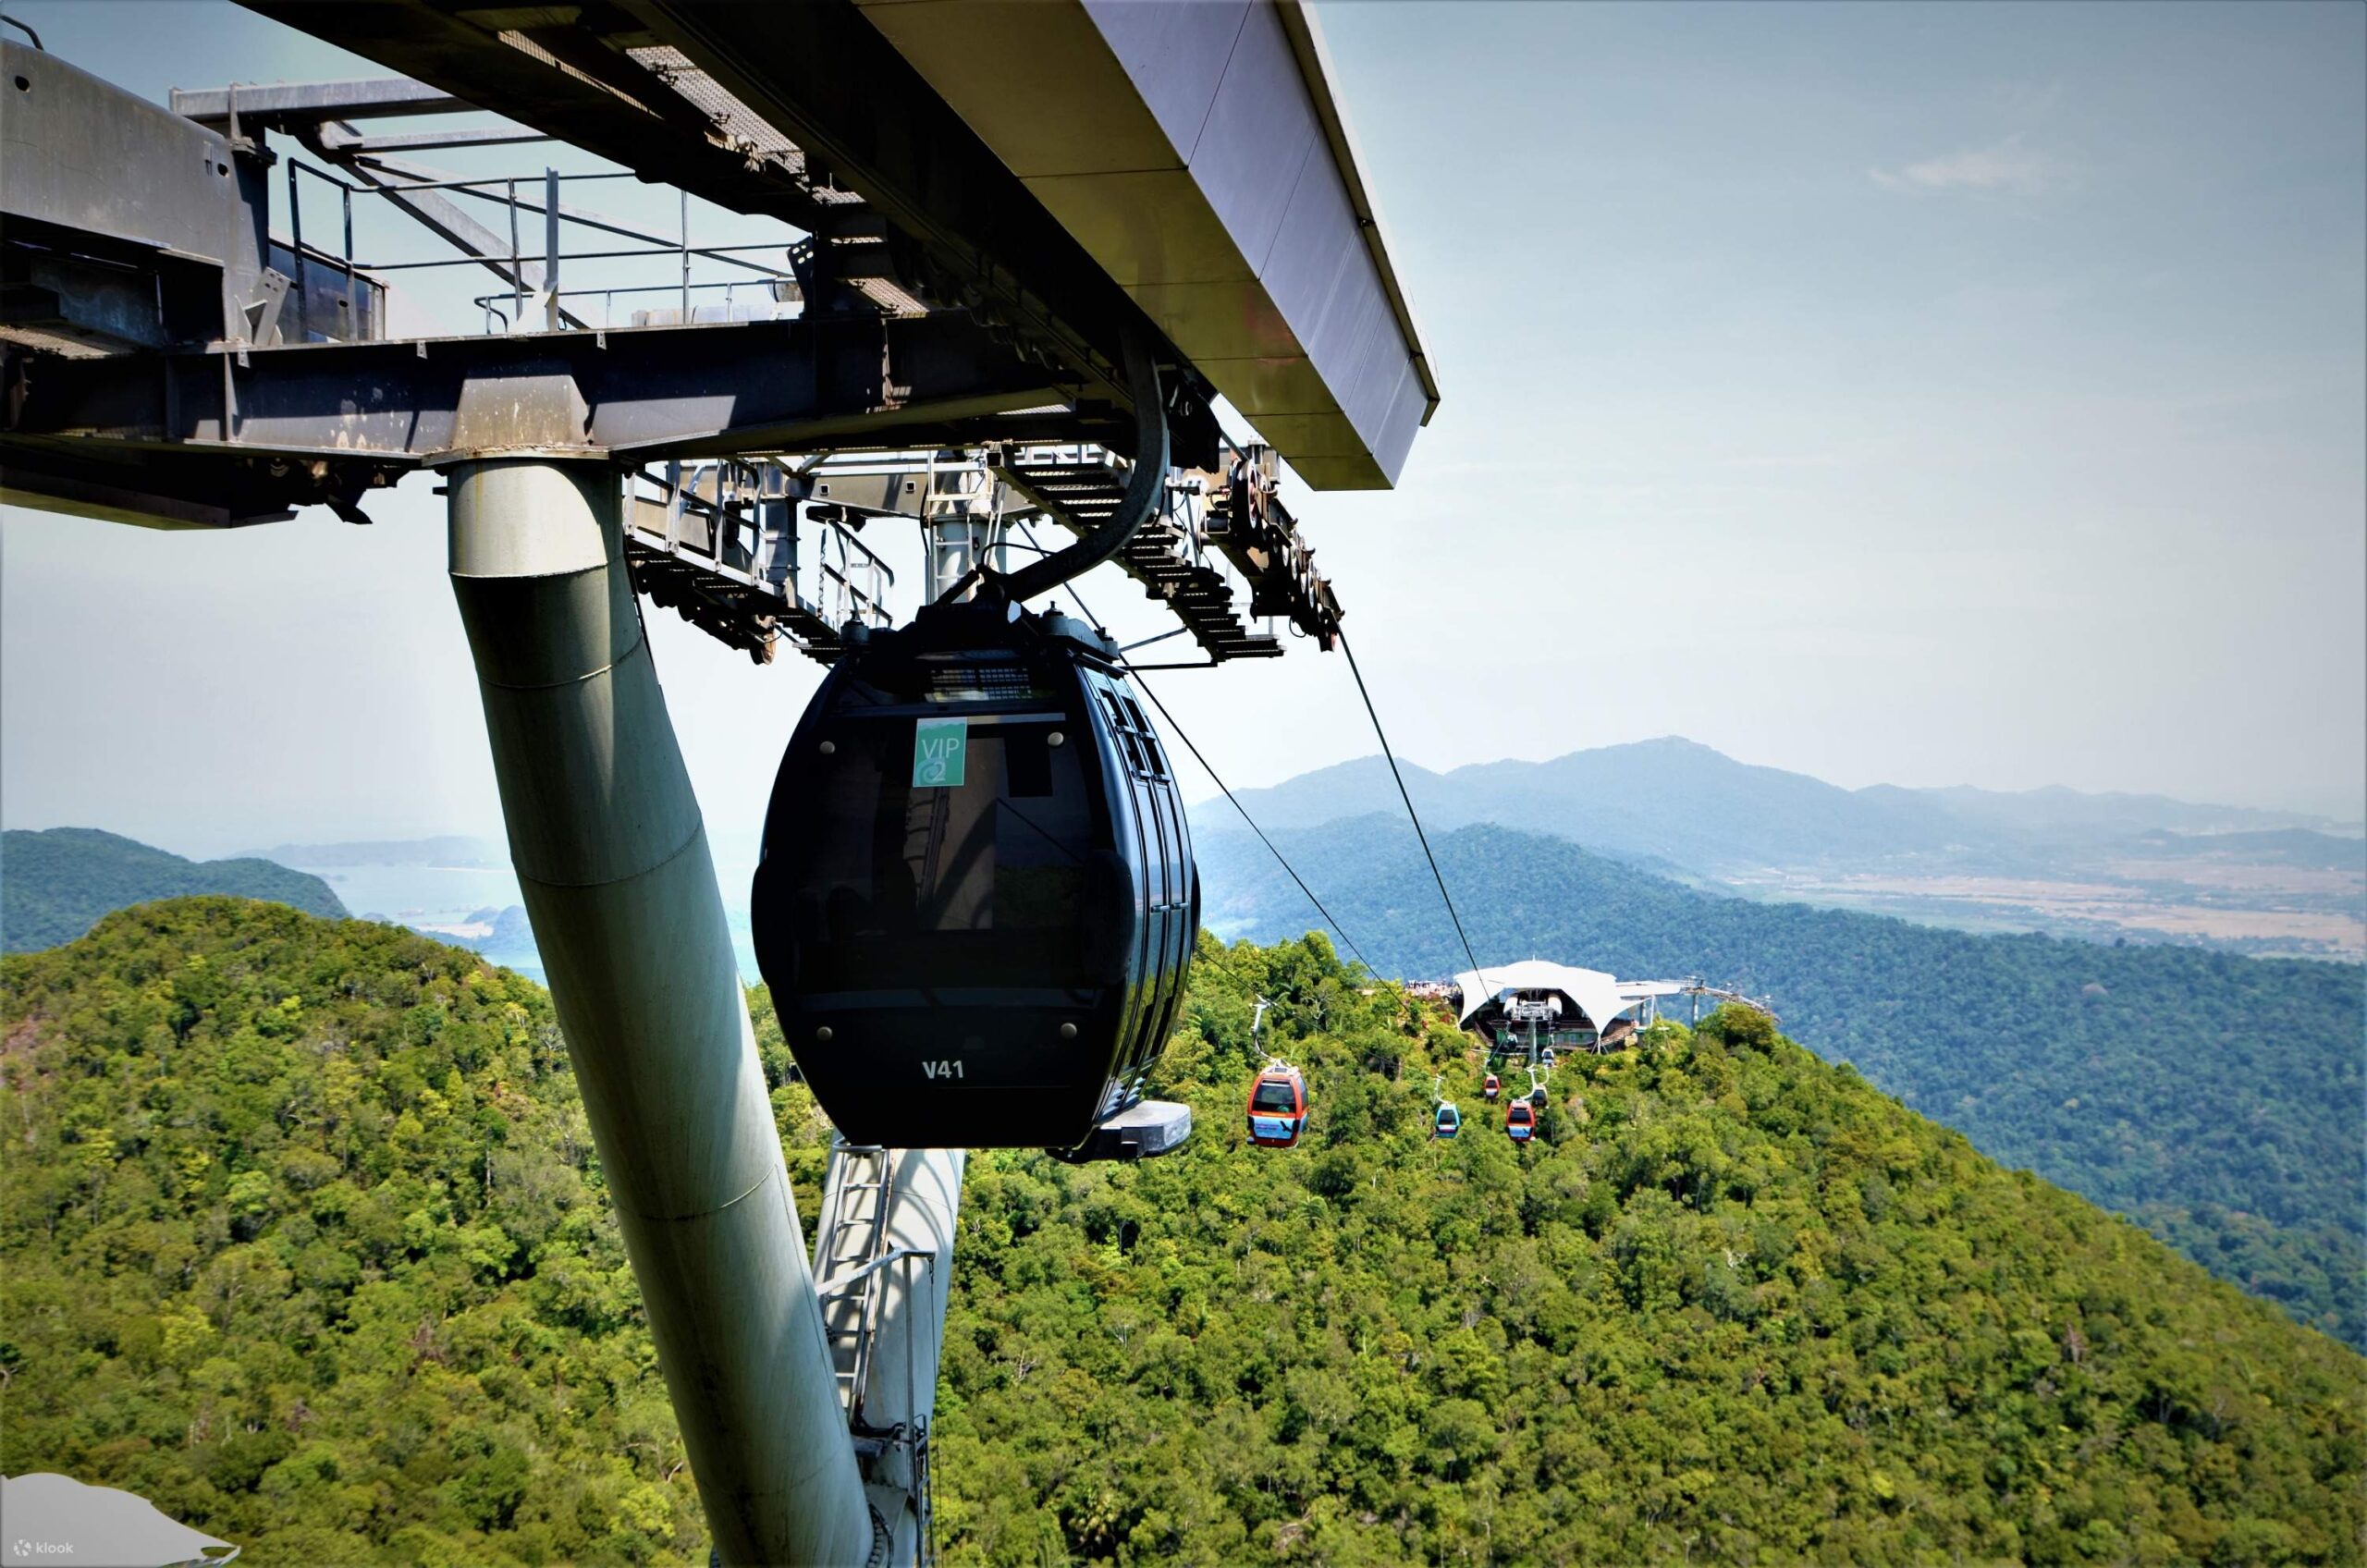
[280,154,797,335]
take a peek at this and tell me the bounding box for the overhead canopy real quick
[1453,960,1634,1035]
[248,0,1439,489]
[855,0,1438,489]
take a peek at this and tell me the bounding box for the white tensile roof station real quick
[1451,960,1674,1031]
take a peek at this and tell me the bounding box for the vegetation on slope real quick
[1,828,347,953]
[5,900,2361,1566]
[1201,817,2367,1349]
[931,933,2364,1565]
[0,899,700,1565]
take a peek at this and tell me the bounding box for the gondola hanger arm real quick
[987,326,1168,606]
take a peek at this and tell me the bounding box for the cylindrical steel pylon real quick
[448,459,873,1567]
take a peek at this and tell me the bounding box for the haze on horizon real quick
[3,0,2361,859]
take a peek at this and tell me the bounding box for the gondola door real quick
[1089,680,1152,1118]
[1129,691,1186,1085]
[1118,687,1171,1091]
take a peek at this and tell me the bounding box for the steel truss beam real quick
[5,312,1093,475]
[168,76,463,129]
[238,0,1186,429]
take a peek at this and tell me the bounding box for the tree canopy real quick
[1201,817,2367,1348]
[4,899,2361,1565]
[928,930,2365,1565]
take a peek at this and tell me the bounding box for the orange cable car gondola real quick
[1246,1063,1308,1149]
[1505,1098,1536,1143]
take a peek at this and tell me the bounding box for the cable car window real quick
[1004,724,1054,798]
[1119,729,1148,774]
[787,715,1092,989]
[1152,778,1179,902]
[1136,782,1177,1055]
[928,662,1036,702]
[1121,695,1148,733]
[1252,1080,1298,1113]
[1102,742,1150,1067]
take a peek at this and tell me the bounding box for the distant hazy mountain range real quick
[1208,738,2364,957]
[0,827,348,952]
[1214,736,2359,874]
[239,835,506,867]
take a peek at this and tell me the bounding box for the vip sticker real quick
[912,717,967,787]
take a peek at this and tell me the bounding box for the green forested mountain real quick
[5,900,2361,1564]
[1200,818,2367,1349]
[937,936,2365,1564]
[1,828,347,952]
[0,900,699,1564]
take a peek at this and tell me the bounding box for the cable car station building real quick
[0,4,1441,1562]
[1450,961,1679,1055]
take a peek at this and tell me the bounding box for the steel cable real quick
[1335,627,1490,991]
[1128,672,1378,977]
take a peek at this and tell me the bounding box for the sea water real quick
[290,857,762,986]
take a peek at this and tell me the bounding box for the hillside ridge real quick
[1199,815,2367,1348]
[3,899,2360,1564]
[0,827,347,953]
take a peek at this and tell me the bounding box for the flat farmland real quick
[1740,861,2366,960]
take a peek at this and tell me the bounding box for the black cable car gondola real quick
[752,596,1198,1157]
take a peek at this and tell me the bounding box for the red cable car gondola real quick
[1246,1064,1308,1149]
[1505,1099,1536,1143]
[1482,1072,1501,1101]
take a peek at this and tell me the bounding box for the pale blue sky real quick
[4,0,2361,859]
